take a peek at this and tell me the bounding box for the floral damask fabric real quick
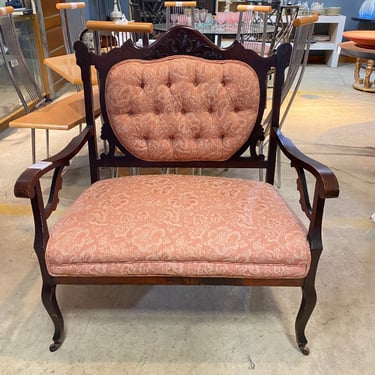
[105,56,260,161]
[46,175,310,279]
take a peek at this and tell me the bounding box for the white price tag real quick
[28,161,53,170]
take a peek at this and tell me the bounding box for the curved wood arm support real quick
[273,128,339,199]
[14,127,91,200]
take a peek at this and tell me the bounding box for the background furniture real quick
[1,6,48,162]
[236,4,273,57]
[33,0,72,96]
[352,16,375,30]
[14,26,339,355]
[309,15,346,67]
[165,1,197,29]
[44,53,98,86]
[0,8,47,131]
[9,87,101,155]
[260,14,319,185]
[56,1,87,55]
[130,0,165,23]
[269,4,299,53]
[339,40,375,92]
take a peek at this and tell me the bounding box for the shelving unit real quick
[310,15,346,68]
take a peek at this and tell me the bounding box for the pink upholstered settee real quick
[14,26,339,355]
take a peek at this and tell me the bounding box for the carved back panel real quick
[74,26,291,182]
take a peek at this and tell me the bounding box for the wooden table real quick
[44,54,98,86]
[340,41,375,93]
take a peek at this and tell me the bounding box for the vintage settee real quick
[14,26,339,354]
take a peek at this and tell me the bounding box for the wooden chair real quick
[137,0,165,24]
[268,4,300,54]
[14,26,339,355]
[260,14,319,185]
[85,20,154,52]
[8,2,100,161]
[56,2,87,55]
[128,0,142,22]
[236,5,274,57]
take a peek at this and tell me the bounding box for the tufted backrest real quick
[105,55,260,162]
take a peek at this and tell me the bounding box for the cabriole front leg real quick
[41,283,64,352]
[295,250,322,355]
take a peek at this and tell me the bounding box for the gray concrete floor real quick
[0,63,374,374]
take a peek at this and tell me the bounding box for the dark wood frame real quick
[14,26,339,355]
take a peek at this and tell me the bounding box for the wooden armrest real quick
[237,5,273,13]
[273,128,339,199]
[56,2,86,10]
[86,20,154,34]
[164,1,197,7]
[14,127,92,200]
[0,6,14,15]
[293,14,319,27]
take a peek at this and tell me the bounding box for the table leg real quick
[45,129,50,158]
[354,58,363,84]
[364,59,374,89]
[31,129,36,163]
[352,58,375,93]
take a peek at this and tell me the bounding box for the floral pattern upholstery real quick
[46,175,311,279]
[105,56,260,161]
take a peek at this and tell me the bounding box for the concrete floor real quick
[0,63,374,374]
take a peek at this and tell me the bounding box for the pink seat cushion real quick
[46,175,310,279]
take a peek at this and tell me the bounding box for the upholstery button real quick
[155,109,160,115]
[194,81,198,87]
[222,81,225,86]
[144,136,149,141]
[234,108,239,112]
[128,110,134,115]
[140,83,145,89]
[169,135,175,140]
[181,109,186,114]
[166,82,171,88]
[194,134,200,139]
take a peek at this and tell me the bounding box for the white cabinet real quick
[310,15,346,68]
